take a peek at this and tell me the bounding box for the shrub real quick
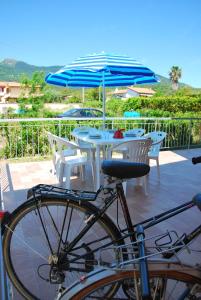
[68,96,82,103]
[122,95,201,114]
[106,99,124,116]
[84,100,102,109]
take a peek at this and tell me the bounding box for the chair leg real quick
[147,158,150,177]
[123,181,127,195]
[90,161,95,186]
[58,161,64,185]
[51,154,57,174]
[63,165,71,189]
[89,150,96,183]
[156,157,160,179]
[143,175,148,196]
[80,165,85,181]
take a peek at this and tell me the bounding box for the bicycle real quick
[59,225,201,299]
[0,159,201,299]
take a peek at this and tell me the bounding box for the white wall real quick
[126,90,139,97]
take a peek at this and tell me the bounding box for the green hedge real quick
[122,95,201,114]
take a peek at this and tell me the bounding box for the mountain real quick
[0,58,61,82]
[0,58,189,90]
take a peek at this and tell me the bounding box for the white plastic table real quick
[72,130,143,190]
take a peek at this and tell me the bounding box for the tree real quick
[169,66,182,91]
[86,88,99,101]
[20,71,46,97]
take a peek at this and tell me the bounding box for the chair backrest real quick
[47,132,77,163]
[144,131,167,154]
[53,136,78,162]
[125,128,145,137]
[113,139,152,164]
[47,132,60,163]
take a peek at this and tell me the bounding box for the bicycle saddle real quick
[101,160,150,179]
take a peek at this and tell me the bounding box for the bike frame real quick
[31,182,201,271]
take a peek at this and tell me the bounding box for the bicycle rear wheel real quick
[60,263,201,299]
[3,196,123,300]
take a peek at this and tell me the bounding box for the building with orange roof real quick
[109,87,155,99]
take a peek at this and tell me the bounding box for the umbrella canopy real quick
[45,69,157,88]
[46,52,158,87]
[45,52,158,123]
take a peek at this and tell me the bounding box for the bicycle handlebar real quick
[192,156,201,164]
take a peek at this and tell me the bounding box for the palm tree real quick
[169,66,182,90]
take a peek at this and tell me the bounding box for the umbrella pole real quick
[102,71,106,129]
[82,87,85,102]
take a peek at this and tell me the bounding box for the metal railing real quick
[0,116,201,159]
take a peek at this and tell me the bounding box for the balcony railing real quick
[0,117,201,159]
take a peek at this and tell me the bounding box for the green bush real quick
[68,96,82,103]
[84,100,102,109]
[139,109,171,117]
[106,99,124,116]
[122,95,201,114]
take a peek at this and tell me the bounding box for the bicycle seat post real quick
[116,182,136,244]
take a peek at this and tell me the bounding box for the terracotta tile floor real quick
[1,148,201,299]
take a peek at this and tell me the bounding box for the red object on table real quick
[113,129,124,139]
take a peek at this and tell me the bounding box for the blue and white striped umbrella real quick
[45,52,158,123]
[46,52,158,88]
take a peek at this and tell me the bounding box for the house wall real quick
[126,90,139,98]
[8,86,21,98]
[0,83,42,103]
[0,83,21,102]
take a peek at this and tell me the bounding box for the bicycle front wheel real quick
[3,196,123,300]
[60,263,201,299]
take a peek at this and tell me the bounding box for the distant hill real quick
[0,58,61,82]
[0,58,189,91]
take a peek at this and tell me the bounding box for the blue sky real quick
[1,0,201,87]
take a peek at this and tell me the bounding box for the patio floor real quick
[1,148,201,299]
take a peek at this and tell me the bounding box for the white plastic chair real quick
[47,132,95,189]
[72,126,97,161]
[144,131,167,178]
[109,139,152,195]
[47,131,76,175]
[110,128,145,159]
[124,128,145,137]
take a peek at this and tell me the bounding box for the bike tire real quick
[60,263,201,299]
[3,196,123,300]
